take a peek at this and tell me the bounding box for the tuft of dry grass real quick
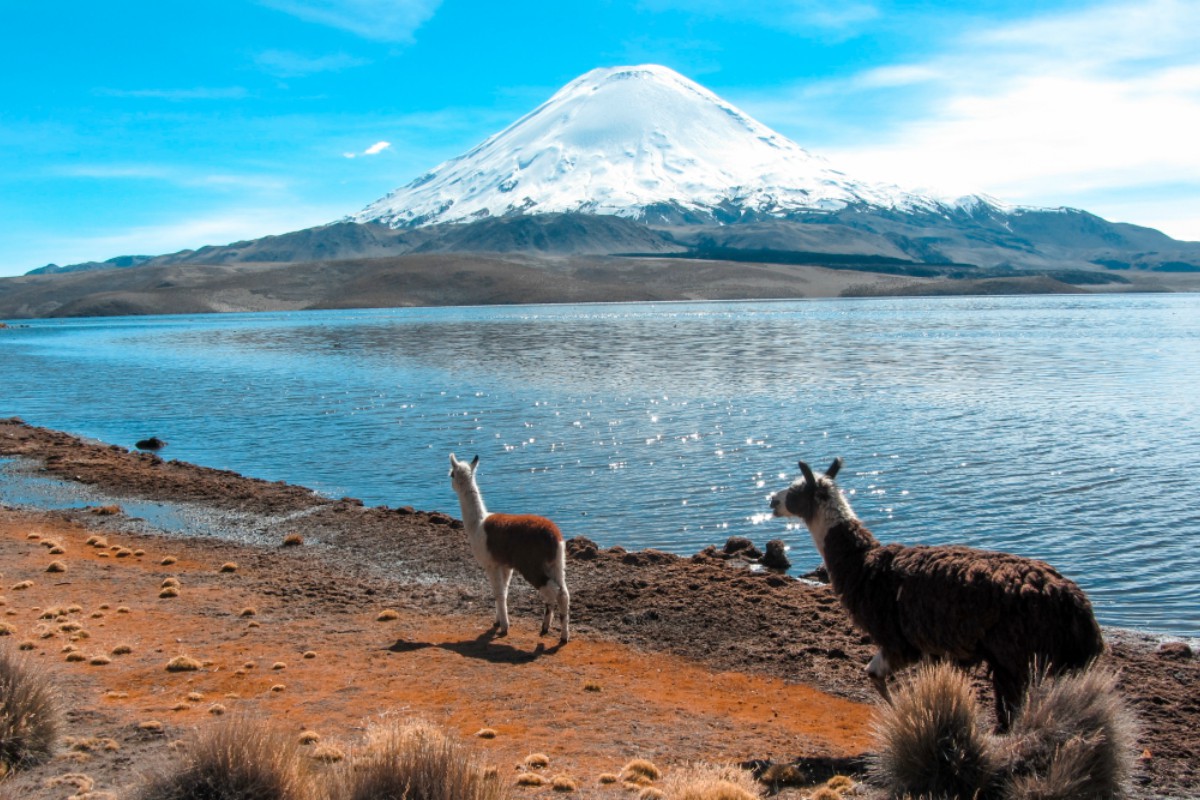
[620,758,662,783]
[17,641,34,651]
[48,546,65,555]
[239,607,257,617]
[550,774,577,792]
[0,646,62,772]
[655,763,761,800]
[131,714,310,800]
[524,753,550,768]
[826,775,854,792]
[299,731,321,745]
[1000,666,1138,800]
[311,744,346,763]
[12,581,33,591]
[809,788,841,800]
[0,623,15,636]
[138,720,164,732]
[117,606,130,614]
[65,652,87,663]
[271,684,286,693]
[111,644,133,656]
[161,577,180,588]
[272,661,287,670]
[159,587,179,599]
[475,728,497,739]
[330,718,512,800]
[872,661,999,800]
[209,704,227,715]
[598,773,619,784]
[219,562,238,573]
[46,561,67,573]
[637,789,665,800]
[89,655,112,666]
[376,609,400,622]
[516,772,547,786]
[165,655,202,673]
[160,556,177,566]
[303,650,317,659]
[282,533,304,547]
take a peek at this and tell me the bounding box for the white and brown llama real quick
[448,453,570,643]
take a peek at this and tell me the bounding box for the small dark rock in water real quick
[801,565,830,584]
[135,436,167,451]
[723,536,762,559]
[761,539,791,571]
[1156,641,1194,661]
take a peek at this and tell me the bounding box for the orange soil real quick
[0,509,873,798]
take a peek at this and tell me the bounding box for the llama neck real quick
[455,481,489,531]
[804,486,861,560]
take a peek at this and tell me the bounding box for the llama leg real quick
[867,650,892,703]
[538,583,556,636]
[990,664,1022,732]
[557,585,570,643]
[494,566,513,636]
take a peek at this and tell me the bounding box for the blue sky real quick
[2,0,1197,276]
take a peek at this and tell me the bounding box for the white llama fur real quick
[448,453,570,643]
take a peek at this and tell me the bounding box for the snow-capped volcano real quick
[353,64,967,228]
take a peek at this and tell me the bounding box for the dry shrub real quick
[620,758,662,783]
[0,646,62,772]
[872,661,999,800]
[1000,665,1138,800]
[165,655,202,673]
[873,661,1136,800]
[329,718,510,800]
[132,714,310,800]
[550,774,577,792]
[656,763,760,800]
[515,772,546,786]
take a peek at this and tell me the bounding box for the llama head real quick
[769,457,844,523]
[448,453,480,492]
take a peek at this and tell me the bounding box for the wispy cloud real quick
[744,0,1200,238]
[256,49,369,77]
[639,0,879,36]
[95,87,249,101]
[260,0,441,43]
[343,140,391,159]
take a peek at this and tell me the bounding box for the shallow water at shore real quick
[2,295,1199,635]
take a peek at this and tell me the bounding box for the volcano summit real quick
[353,64,969,228]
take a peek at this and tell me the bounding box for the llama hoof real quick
[559,636,569,644]
[539,626,550,636]
[495,627,509,638]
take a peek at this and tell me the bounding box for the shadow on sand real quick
[386,628,564,664]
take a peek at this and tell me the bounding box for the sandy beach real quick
[1,418,1197,798]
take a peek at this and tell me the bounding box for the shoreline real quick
[2,419,1198,797]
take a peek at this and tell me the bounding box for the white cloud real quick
[260,0,441,43]
[754,0,1200,240]
[344,140,392,158]
[639,0,879,35]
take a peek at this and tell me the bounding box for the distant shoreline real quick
[3,253,1200,320]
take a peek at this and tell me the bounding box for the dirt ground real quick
[1,418,1198,799]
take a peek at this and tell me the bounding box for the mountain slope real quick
[352,64,965,228]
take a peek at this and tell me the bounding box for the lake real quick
[2,295,1199,637]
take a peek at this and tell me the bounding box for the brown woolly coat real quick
[822,517,1104,718]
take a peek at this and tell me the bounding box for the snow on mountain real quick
[353,64,984,229]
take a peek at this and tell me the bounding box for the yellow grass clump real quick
[161,556,177,566]
[621,758,662,783]
[376,609,400,621]
[524,753,550,768]
[159,587,179,599]
[219,562,238,573]
[0,648,62,771]
[165,655,202,673]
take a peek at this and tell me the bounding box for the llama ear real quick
[797,460,817,515]
[470,454,480,470]
[826,457,843,480]
[449,453,458,467]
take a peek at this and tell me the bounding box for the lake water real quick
[2,296,1199,637]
